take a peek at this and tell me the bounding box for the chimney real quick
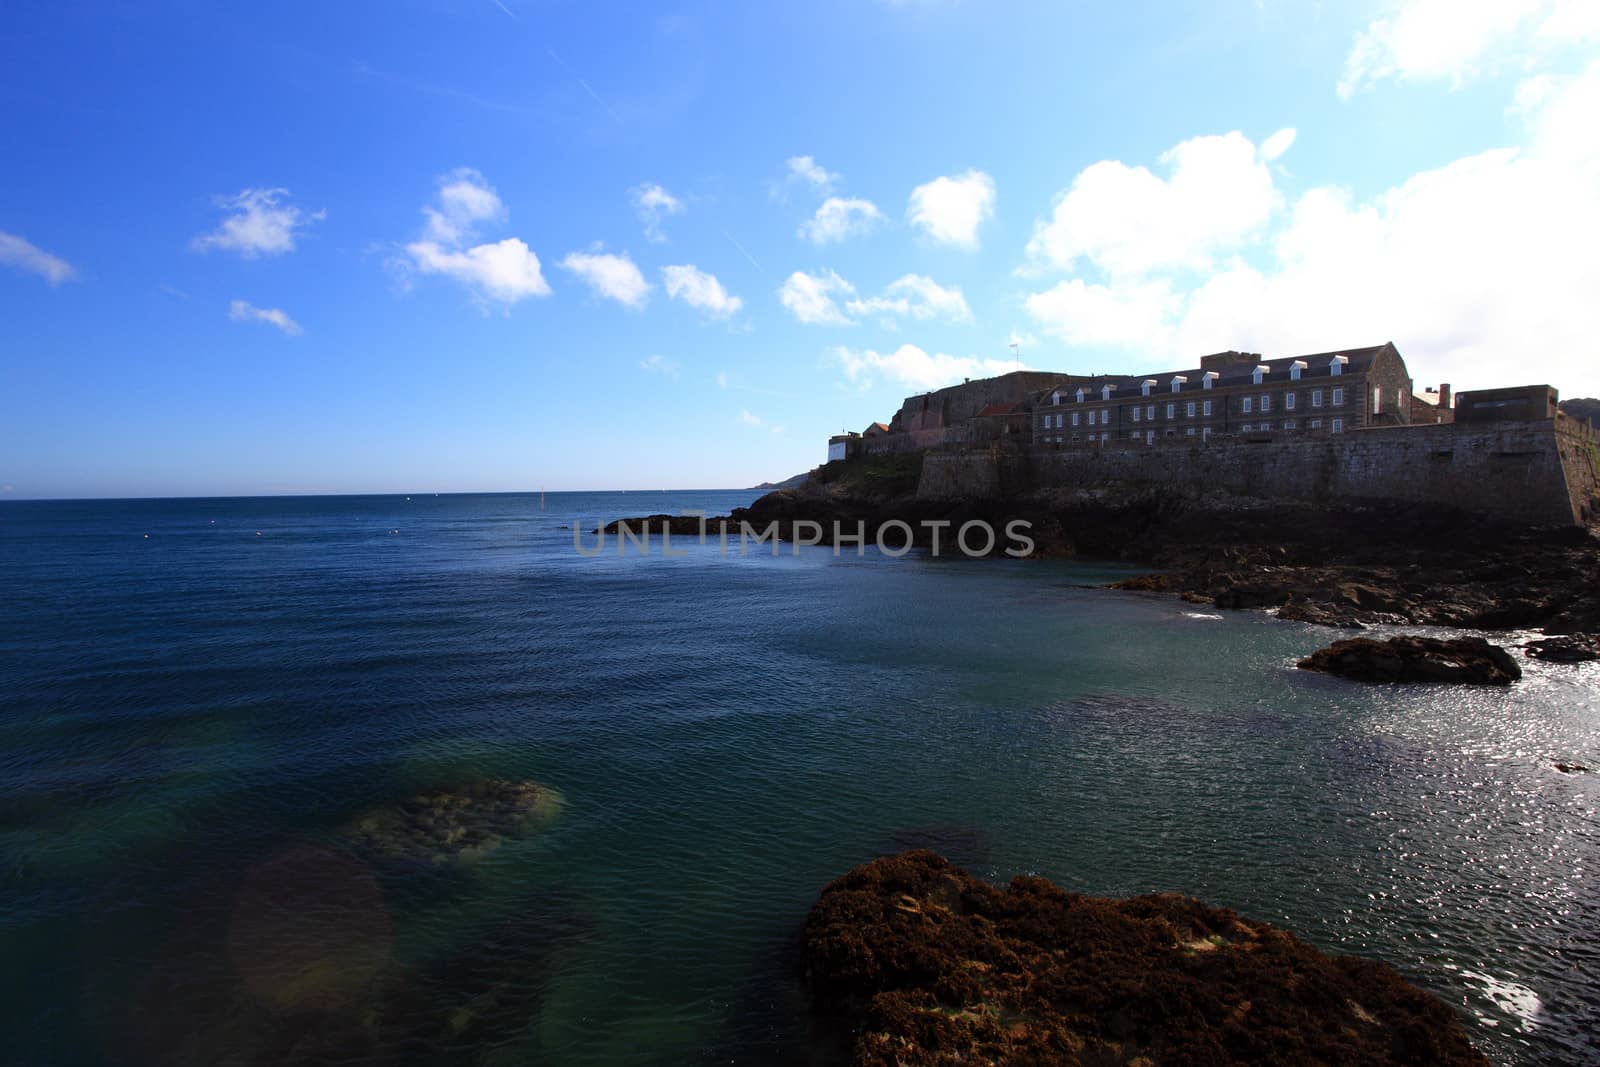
[1438,383,1452,410]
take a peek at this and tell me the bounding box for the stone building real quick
[1032,344,1415,447]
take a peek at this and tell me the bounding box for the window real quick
[1331,417,1344,433]
[1241,423,1253,433]
[1333,386,1345,406]
[1100,431,1110,444]
[1140,381,1153,396]
[1251,367,1266,385]
[1075,387,1087,403]
[1165,403,1175,419]
[1202,399,1212,416]
[1171,376,1186,392]
[1051,391,1060,405]
[1145,430,1154,444]
[1185,401,1195,417]
[1101,409,1110,425]
[1259,421,1270,432]
[1371,387,1380,414]
[1202,374,1215,389]
[1202,426,1211,441]
[1071,412,1079,427]
[1310,418,1323,429]
[1312,389,1324,408]
[1329,356,1345,376]
[1260,394,1271,413]
[1185,427,1196,436]
[1146,405,1154,421]
[1284,419,1296,430]
[1289,361,1305,381]
[1285,392,1296,411]
[1241,396,1253,414]
[1132,406,1141,422]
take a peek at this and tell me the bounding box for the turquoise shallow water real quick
[1,491,1597,1064]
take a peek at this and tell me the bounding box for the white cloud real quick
[738,409,762,426]
[715,370,729,388]
[192,188,323,258]
[1338,0,1600,97]
[560,249,651,309]
[906,170,996,249]
[423,169,505,244]
[407,238,551,304]
[0,231,76,284]
[402,169,550,307]
[785,155,839,193]
[229,299,303,336]
[798,197,884,244]
[1025,278,1180,349]
[639,354,680,377]
[831,343,1027,391]
[630,183,685,242]
[779,269,856,325]
[661,264,743,317]
[1259,127,1297,162]
[845,273,972,323]
[1024,130,1283,278]
[1025,64,1600,397]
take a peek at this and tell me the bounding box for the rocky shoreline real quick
[803,851,1488,1066]
[611,475,1600,647]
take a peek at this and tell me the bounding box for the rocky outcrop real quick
[1523,634,1600,662]
[802,851,1487,1066]
[343,779,563,864]
[1296,636,1522,686]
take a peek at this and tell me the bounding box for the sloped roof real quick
[1033,344,1392,403]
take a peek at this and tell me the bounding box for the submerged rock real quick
[343,779,563,864]
[1523,634,1600,663]
[802,851,1487,1066]
[1554,762,1591,774]
[1296,636,1521,686]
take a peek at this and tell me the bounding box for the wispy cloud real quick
[229,299,303,336]
[561,248,651,308]
[630,183,685,242]
[779,269,855,325]
[640,353,680,377]
[0,231,76,285]
[737,409,762,426]
[798,197,884,244]
[662,264,743,318]
[191,188,323,258]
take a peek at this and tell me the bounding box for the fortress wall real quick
[917,420,1585,526]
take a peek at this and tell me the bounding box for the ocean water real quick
[1,491,1596,1065]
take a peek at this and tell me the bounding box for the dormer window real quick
[1101,384,1115,401]
[1141,379,1156,396]
[1329,355,1347,376]
[1251,365,1269,385]
[1051,391,1060,406]
[1170,375,1187,393]
[1289,360,1307,381]
[1075,387,1087,403]
[1201,372,1217,390]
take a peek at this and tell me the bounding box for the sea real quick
[1,491,1596,1065]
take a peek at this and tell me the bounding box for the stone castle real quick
[826,343,1599,526]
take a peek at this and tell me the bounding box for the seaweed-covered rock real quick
[802,851,1486,1066]
[1296,636,1521,685]
[343,779,563,864]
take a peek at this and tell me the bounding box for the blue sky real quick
[3,0,1598,497]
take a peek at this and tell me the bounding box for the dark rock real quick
[1524,635,1600,663]
[802,851,1487,1067]
[1297,636,1522,686]
[1554,762,1591,774]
